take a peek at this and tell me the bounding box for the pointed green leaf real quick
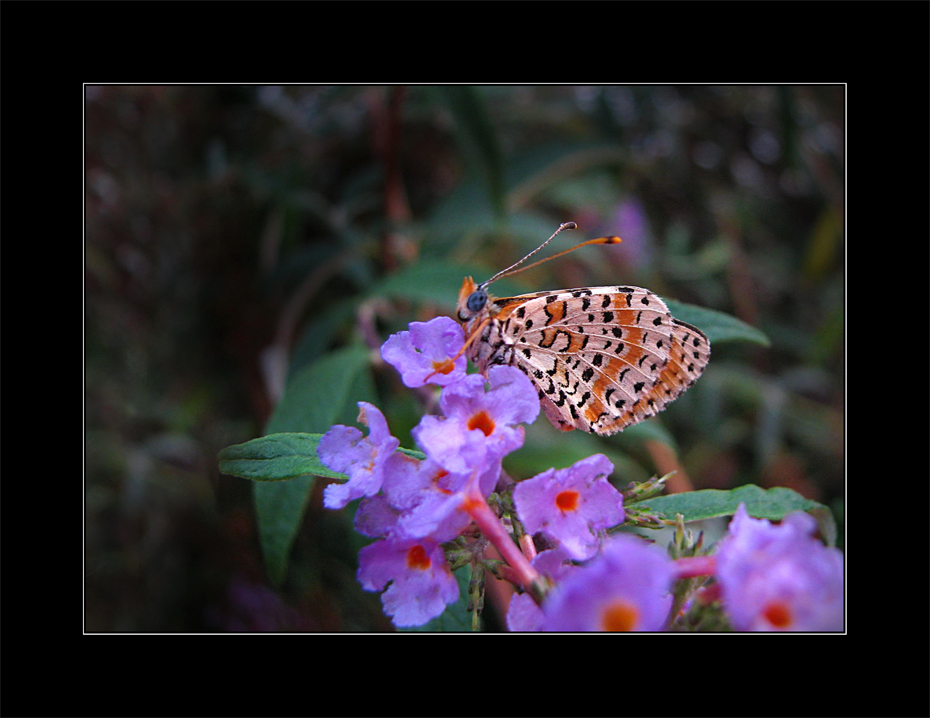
[663,298,770,346]
[219,432,347,481]
[252,345,375,585]
[219,432,425,482]
[638,484,835,544]
[265,345,374,435]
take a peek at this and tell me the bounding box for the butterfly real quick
[454,222,710,436]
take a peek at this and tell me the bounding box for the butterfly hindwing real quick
[505,286,709,435]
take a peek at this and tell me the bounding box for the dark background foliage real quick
[85,85,844,632]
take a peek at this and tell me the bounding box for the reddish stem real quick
[673,555,717,579]
[463,489,545,603]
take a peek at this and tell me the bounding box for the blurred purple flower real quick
[217,576,313,632]
[610,197,651,270]
[318,402,400,510]
[540,535,674,632]
[714,504,844,632]
[357,536,460,628]
[413,365,539,474]
[513,454,624,560]
[381,316,467,388]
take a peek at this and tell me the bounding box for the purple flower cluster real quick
[318,317,543,626]
[714,504,844,631]
[316,317,844,632]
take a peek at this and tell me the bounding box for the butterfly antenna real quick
[479,222,578,289]
[502,234,622,279]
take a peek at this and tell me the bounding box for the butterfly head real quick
[456,276,490,323]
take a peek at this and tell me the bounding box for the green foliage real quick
[638,484,836,546]
[663,299,770,347]
[254,346,376,585]
[219,433,343,481]
[265,346,375,435]
[219,432,424,482]
[639,484,820,522]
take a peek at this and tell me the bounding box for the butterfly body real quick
[456,275,710,436]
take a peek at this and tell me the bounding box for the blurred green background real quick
[84,85,844,632]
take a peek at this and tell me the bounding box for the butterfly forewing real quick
[465,284,709,436]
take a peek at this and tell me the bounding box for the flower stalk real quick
[462,487,547,604]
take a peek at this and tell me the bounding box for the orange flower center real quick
[406,544,431,571]
[555,490,580,512]
[762,601,793,628]
[468,410,496,436]
[601,599,640,631]
[431,358,455,375]
[432,468,452,494]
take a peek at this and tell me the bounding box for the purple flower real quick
[611,197,652,270]
[353,492,404,539]
[218,575,312,632]
[357,536,460,628]
[540,535,674,631]
[413,365,539,474]
[513,454,624,560]
[355,450,497,545]
[381,454,477,542]
[381,316,467,388]
[714,504,844,632]
[317,402,400,510]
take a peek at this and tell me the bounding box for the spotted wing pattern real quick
[498,285,710,435]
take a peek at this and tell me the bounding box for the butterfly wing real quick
[507,286,710,435]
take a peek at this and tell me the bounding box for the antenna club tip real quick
[606,235,622,244]
[561,221,578,231]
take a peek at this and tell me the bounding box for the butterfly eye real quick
[466,289,488,313]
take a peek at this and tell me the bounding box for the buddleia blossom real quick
[380,316,468,388]
[513,453,624,560]
[349,456,467,626]
[317,402,400,510]
[714,504,844,632]
[540,535,675,632]
[413,364,539,475]
[356,536,460,627]
[380,453,477,543]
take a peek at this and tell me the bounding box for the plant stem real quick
[673,555,716,579]
[463,489,547,604]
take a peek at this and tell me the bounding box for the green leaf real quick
[219,432,347,482]
[265,345,374,435]
[252,474,315,585]
[252,345,376,586]
[664,299,770,347]
[219,432,425,482]
[638,484,836,544]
